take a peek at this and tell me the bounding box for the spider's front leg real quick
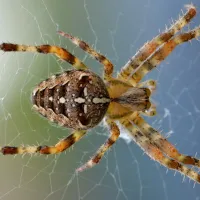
[1,130,86,155]
[76,118,120,172]
[0,43,88,70]
[129,27,200,83]
[58,31,114,81]
[121,119,200,183]
[129,113,200,168]
[118,5,196,85]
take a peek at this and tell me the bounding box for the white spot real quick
[72,104,76,107]
[89,81,92,84]
[92,97,110,104]
[84,105,87,114]
[73,39,79,46]
[32,88,38,96]
[59,97,65,104]
[26,146,38,154]
[61,72,67,77]
[79,73,89,80]
[72,94,75,97]
[51,75,56,79]
[74,97,85,103]
[49,96,53,101]
[84,87,88,96]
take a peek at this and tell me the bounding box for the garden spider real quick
[1,4,200,183]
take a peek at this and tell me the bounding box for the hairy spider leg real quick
[58,31,114,81]
[77,119,120,172]
[1,130,86,155]
[129,113,200,168]
[129,27,200,83]
[118,5,196,85]
[121,119,200,183]
[0,43,88,70]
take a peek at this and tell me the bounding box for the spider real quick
[1,4,200,183]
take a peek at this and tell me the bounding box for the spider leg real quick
[129,113,200,168]
[58,31,114,80]
[0,43,88,70]
[118,5,196,85]
[1,130,86,155]
[76,119,120,172]
[121,119,200,183]
[130,26,200,83]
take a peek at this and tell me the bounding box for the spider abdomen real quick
[32,70,110,130]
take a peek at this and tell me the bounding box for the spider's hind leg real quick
[76,118,120,172]
[1,130,87,155]
[58,31,114,80]
[0,43,88,70]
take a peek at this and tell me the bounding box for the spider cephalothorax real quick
[1,4,200,183]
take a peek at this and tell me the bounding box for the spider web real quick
[0,0,200,199]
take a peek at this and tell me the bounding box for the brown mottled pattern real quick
[44,88,53,109]
[114,87,151,111]
[32,70,110,130]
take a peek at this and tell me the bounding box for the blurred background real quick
[0,0,200,199]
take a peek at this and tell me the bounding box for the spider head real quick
[114,87,151,109]
[107,86,151,119]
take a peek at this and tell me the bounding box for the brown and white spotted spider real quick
[1,4,200,183]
